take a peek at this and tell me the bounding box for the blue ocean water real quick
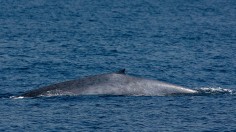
[0,0,235,131]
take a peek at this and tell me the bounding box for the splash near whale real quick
[20,69,197,97]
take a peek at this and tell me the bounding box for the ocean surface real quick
[0,0,235,131]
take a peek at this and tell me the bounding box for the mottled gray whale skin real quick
[20,69,197,97]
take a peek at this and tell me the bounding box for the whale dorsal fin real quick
[116,69,125,74]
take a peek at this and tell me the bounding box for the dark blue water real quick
[0,0,236,131]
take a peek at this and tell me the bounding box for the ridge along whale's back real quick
[20,69,127,97]
[20,69,197,97]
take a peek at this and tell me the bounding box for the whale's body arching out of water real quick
[20,69,197,97]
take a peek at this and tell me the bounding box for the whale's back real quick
[21,72,197,97]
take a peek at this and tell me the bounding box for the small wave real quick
[10,96,25,99]
[196,87,235,95]
[0,93,14,99]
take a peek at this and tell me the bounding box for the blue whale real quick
[20,69,197,97]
